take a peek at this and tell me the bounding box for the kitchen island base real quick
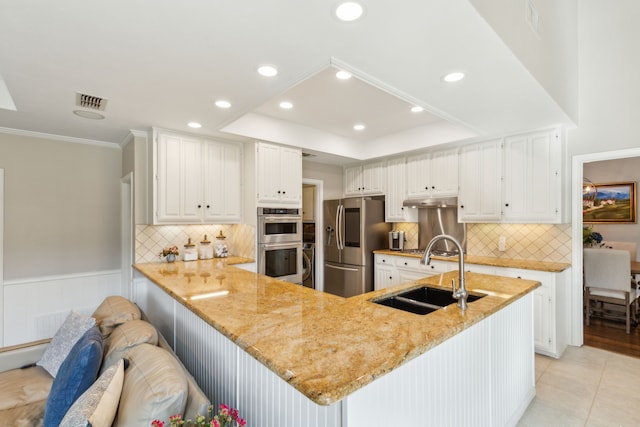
[134,275,534,427]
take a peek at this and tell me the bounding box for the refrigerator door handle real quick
[325,263,359,272]
[336,204,344,250]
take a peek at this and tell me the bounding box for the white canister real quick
[183,238,198,261]
[198,235,213,260]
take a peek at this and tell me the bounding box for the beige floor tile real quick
[517,399,587,427]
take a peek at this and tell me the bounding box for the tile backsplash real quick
[135,224,255,263]
[393,222,571,263]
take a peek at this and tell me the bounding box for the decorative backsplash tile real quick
[135,224,255,263]
[467,223,571,263]
[393,222,571,263]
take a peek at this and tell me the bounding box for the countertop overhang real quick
[133,258,540,405]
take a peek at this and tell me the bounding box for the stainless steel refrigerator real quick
[324,197,391,297]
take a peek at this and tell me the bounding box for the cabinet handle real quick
[431,186,435,189]
[425,186,428,190]
[282,191,286,194]
[389,276,393,280]
[460,205,464,209]
[197,204,202,208]
[382,259,386,263]
[206,205,210,208]
[277,190,281,194]
[404,262,408,266]
[505,203,509,207]
[430,265,435,269]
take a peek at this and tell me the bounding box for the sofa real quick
[0,296,210,427]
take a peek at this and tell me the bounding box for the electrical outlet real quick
[498,236,507,252]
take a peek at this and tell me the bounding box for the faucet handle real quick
[451,278,456,294]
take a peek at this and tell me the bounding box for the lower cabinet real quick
[374,254,571,358]
[374,254,452,290]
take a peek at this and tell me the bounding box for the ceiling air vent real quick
[76,92,108,111]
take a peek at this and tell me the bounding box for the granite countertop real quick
[374,249,571,272]
[133,258,540,406]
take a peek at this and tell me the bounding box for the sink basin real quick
[373,286,485,315]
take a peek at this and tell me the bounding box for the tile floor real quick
[517,346,640,426]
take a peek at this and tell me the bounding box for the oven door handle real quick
[260,242,301,249]
[261,216,302,222]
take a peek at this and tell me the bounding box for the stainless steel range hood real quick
[402,196,458,208]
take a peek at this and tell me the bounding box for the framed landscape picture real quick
[583,181,637,223]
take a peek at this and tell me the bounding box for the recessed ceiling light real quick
[188,122,202,129]
[336,70,352,80]
[335,2,364,22]
[442,72,465,83]
[215,100,231,108]
[353,123,365,131]
[411,106,424,113]
[279,101,293,109]
[72,110,105,120]
[258,65,278,77]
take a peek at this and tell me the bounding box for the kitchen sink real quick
[373,286,485,315]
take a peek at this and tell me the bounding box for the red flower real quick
[236,417,247,426]
[151,420,165,427]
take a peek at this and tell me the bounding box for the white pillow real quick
[59,358,125,427]
[37,311,96,377]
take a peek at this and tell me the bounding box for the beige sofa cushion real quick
[101,320,158,374]
[0,365,53,427]
[92,296,141,338]
[113,344,188,427]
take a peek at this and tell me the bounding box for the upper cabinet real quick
[344,160,386,197]
[154,130,242,224]
[406,148,459,199]
[502,129,562,223]
[256,142,302,206]
[385,157,417,222]
[458,139,503,222]
[458,128,564,224]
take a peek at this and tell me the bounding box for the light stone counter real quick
[134,256,540,406]
[374,249,571,272]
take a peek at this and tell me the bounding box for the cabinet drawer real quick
[396,257,422,270]
[375,254,397,266]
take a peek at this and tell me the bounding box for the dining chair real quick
[584,248,639,334]
[603,241,638,282]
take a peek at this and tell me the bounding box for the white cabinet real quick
[406,148,458,199]
[458,139,502,222]
[154,130,242,224]
[302,185,315,221]
[502,129,562,223]
[344,160,386,197]
[385,157,418,222]
[493,266,570,358]
[256,142,302,206]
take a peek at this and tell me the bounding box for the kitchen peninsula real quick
[133,257,540,427]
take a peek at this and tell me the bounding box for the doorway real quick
[302,178,323,292]
[0,169,4,346]
[120,172,134,300]
[571,147,640,348]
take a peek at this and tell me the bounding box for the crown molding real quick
[0,126,120,150]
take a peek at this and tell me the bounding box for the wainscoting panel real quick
[3,270,121,346]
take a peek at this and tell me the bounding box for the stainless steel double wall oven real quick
[257,207,303,284]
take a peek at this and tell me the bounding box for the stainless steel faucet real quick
[420,234,468,310]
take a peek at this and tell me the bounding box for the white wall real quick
[0,132,122,279]
[568,0,640,157]
[302,160,343,200]
[470,0,578,123]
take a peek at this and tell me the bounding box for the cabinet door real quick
[256,143,283,204]
[458,139,502,222]
[503,129,561,223]
[406,153,431,198]
[533,286,553,353]
[156,133,203,223]
[204,141,242,222]
[361,161,386,195]
[279,146,302,204]
[430,149,458,197]
[344,165,363,196]
[375,264,397,290]
[385,158,418,222]
[302,186,315,221]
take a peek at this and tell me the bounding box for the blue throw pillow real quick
[43,325,103,427]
